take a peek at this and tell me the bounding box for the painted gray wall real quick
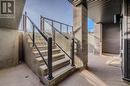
[102,23,120,54]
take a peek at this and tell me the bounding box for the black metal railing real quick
[40,16,73,34]
[40,16,75,66]
[23,12,53,80]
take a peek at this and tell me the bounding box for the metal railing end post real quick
[71,38,75,66]
[48,37,53,80]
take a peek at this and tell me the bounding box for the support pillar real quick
[122,0,130,81]
[73,0,88,68]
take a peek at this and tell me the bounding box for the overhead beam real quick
[69,0,87,8]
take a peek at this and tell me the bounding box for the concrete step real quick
[35,53,65,65]
[28,40,47,44]
[29,43,47,47]
[29,41,55,47]
[33,48,61,56]
[27,36,45,40]
[43,65,76,86]
[27,37,55,44]
[40,58,70,76]
[31,45,56,51]
[27,33,43,37]
[27,35,44,40]
[27,38,46,42]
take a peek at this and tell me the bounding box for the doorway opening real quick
[87,17,123,85]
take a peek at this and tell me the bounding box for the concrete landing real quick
[0,54,130,86]
[58,54,130,86]
[0,63,44,86]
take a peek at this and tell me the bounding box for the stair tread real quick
[35,45,47,48]
[33,48,60,53]
[35,53,65,62]
[44,65,75,85]
[52,65,74,77]
[28,40,55,44]
[28,41,44,44]
[40,57,70,71]
[52,53,64,57]
[33,45,55,48]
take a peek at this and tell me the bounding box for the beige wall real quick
[0,28,19,69]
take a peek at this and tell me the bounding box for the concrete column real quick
[94,23,102,55]
[73,1,88,68]
[122,0,130,80]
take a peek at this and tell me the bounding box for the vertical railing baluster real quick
[48,37,53,80]
[40,16,45,32]
[72,26,74,36]
[71,38,75,66]
[71,26,75,66]
[40,16,43,32]
[25,12,27,32]
[32,25,35,47]
[60,23,62,33]
[23,15,25,31]
[52,21,55,44]
[67,25,68,33]
[43,18,44,32]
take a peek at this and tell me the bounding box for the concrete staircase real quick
[26,34,76,86]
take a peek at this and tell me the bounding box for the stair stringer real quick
[23,33,43,77]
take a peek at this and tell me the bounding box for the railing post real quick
[40,16,44,32]
[71,38,75,66]
[48,37,53,80]
[67,25,68,33]
[60,23,62,33]
[25,12,27,32]
[72,26,74,37]
[32,25,35,47]
[71,26,75,66]
[23,15,25,31]
[40,16,43,32]
[52,21,55,43]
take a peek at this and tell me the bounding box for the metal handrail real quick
[23,13,53,80]
[40,16,79,44]
[41,16,75,66]
[43,18,72,58]
[55,43,71,59]
[41,16,74,39]
[26,16,49,41]
[41,16,73,28]
[28,34,48,66]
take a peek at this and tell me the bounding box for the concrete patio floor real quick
[0,63,43,86]
[58,54,130,86]
[0,54,130,86]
